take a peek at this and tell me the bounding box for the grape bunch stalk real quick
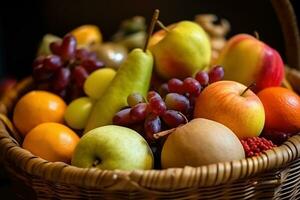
[113,65,225,144]
[32,34,105,101]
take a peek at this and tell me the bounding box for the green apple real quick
[149,21,211,80]
[71,125,153,170]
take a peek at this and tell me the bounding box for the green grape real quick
[83,68,116,99]
[64,97,94,129]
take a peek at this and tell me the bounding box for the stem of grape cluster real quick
[153,128,175,139]
[241,83,256,96]
[143,9,160,52]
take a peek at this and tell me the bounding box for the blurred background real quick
[0,0,299,81]
[0,0,299,198]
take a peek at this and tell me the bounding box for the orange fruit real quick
[70,25,102,47]
[13,91,67,136]
[22,122,80,163]
[257,87,300,133]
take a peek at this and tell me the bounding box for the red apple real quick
[216,34,284,92]
[194,80,265,139]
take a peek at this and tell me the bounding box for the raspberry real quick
[240,137,276,157]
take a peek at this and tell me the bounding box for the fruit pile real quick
[113,65,224,144]
[7,10,300,171]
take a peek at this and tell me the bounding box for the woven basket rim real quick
[1,118,300,191]
[1,77,300,191]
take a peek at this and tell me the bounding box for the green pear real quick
[84,48,153,132]
[71,125,153,170]
[150,21,211,80]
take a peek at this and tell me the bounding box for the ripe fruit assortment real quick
[8,11,300,171]
[112,65,224,143]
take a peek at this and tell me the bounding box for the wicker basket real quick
[1,0,300,199]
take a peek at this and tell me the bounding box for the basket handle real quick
[271,0,300,69]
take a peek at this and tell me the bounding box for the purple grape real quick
[68,84,84,101]
[165,93,190,114]
[43,55,63,72]
[149,96,167,116]
[127,93,145,107]
[195,71,209,86]
[113,108,133,126]
[33,64,53,82]
[209,65,224,83]
[72,65,89,87]
[144,114,161,142]
[32,56,45,69]
[261,130,293,145]
[51,67,71,91]
[158,83,169,98]
[60,34,77,61]
[75,48,90,61]
[183,77,201,96]
[147,91,161,101]
[88,52,98,61]
[162,110,187,128]
[57,89,67,99]
[130,103,148,122]
[168,78,184,94]
[50,41,61,55]
[81,59,104,73]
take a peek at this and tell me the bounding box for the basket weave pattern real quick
[0,0,300,199]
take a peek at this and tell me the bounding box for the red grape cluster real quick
[32,34,104,101]
[113,66,225,143]
[113,91,188,143]
[159,65,224,118]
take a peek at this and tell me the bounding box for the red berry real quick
[240,137,276,157]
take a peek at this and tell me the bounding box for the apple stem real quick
[143,9,160,52]
[241,83,256,96]
[156,20,170,32]
[254,31,260,40]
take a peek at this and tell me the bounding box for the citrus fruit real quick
[22,122,80,163]
[70,25,102,48]
[13,90,67,136]
[257,87,300,133]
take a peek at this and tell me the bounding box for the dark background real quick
[0,0,299,80]
[0,0,299,198]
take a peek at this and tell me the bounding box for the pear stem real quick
[254,31,260,40]
[241,82,256,96]
[156,20,170,32]
[143,9,160,52]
